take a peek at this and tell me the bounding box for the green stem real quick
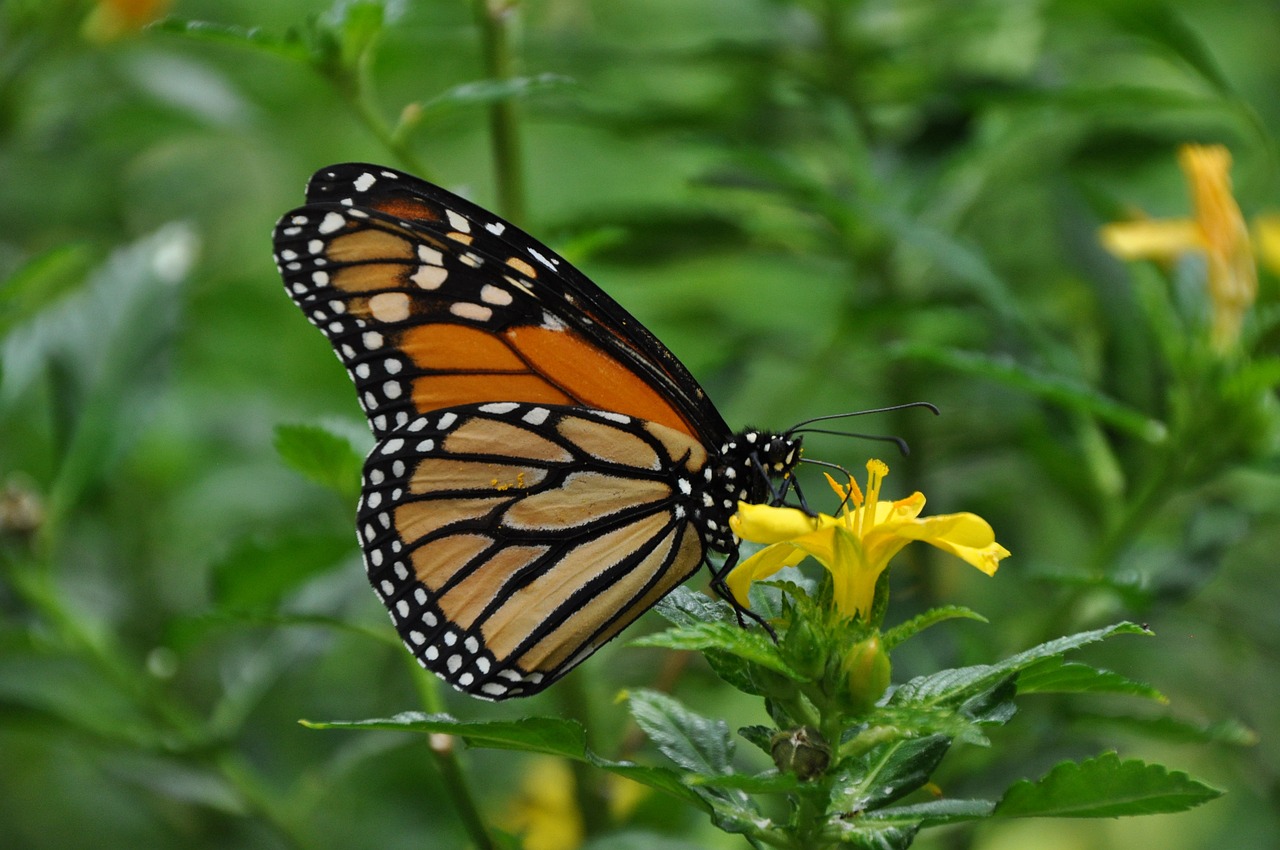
[327,40,430,177]
[407,660,498,850]
[472,0,527,223]
[556,671,611,837]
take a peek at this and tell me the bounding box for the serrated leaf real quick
[833,735,951,812]
[274,422,364,498]
[737,725,775,757]
[1018,658,1166,701]
[892,343,1167,442]
[209,533,354,610]
[628,690,734,776]
[995,752,1222,818]
[880,606,988,650]
[891,622,1149,707]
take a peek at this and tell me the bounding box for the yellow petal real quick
[1100,219,1203,260]
[725,543,808,606]
[886,511,1010,576]
[730,503,824,544]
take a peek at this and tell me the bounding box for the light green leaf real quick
[995,752,1222,818]
[151,18,311,61]
[274,422,365,499]
[631,622,801,678]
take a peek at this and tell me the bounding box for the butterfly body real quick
[274,164,800,698]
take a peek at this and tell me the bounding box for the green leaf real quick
[995,752,1222,818]
[891,622,1150,708]
[628,690,734,776]
[855,797,996,826]
[415,74,575,120]
[1017,658,1166,702]
[151,18,311,61]
[301,711,714,811]
[880,606,988,651]
[274,422,365,499]
[209,533,355,610]
[833,735,951,812]
[654,586,736,627]
[631,622,801,679]
[301,712,588,758]
[1084,712,1257,746]
[0,243,93,337]
[2,225,196,527]
[892,343,1167,443]
[688,771,801,794]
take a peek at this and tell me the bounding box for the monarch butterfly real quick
[273,164,801,699]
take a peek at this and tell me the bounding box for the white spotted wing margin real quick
[356,401,709,700]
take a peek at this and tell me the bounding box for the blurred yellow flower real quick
[726,461,1008,620]
[500,757,583,850]
[83,0,172,42]
[1100,144,1260,352]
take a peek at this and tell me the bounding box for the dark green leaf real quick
[1018,658,1166,701]
[274,422,365,499]
[628,689,734,776]
[832,735,951,812]
[995,752,1222,818]
[654,586,736,627]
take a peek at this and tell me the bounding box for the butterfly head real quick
[695,430,802,553]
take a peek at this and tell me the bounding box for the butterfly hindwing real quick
[358,401,708,698]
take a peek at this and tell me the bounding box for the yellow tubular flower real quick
[727,461,1009,620]
[1100,144,1257,352]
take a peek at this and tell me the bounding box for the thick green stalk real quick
[472,0,527,224]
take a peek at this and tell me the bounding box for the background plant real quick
[1,1,1277,848]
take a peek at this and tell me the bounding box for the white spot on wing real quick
[318,212,345,234]
[446,209,471,233]
[354,172,376,192]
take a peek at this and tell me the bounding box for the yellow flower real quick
[500,757,583,850]
[1100,144,1257,352]
[726,461,1008,620]
[83,0,172,42]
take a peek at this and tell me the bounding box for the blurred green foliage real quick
[2,0,1278,848]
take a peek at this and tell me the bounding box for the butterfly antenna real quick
[797,457,859,512]
[785,401,939,435]
[792,428,912,456]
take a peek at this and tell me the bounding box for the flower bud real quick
[839,635,890,716]
[770,726,831,781]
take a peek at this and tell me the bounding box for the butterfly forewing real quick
[274,164,723,441]
[358,401,707,698]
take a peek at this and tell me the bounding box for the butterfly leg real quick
[708,550,778,641]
